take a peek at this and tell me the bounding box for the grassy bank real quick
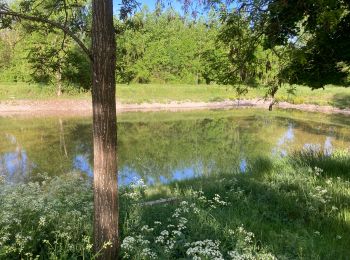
[1,149,349,259]
[0,82,349,108]
[116,84,350,108]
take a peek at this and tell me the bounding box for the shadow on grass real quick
[128,155,350,259]
[331,93,350,109]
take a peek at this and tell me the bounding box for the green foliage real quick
[0,0,91,93]
[25,31,91,90]
[116,7,222,84]
[265,0,350,88]
[291,149,350,178]
[216,11,260,85]
[177,0,350,88]
[121,194,277,259]
[0,29,33,82]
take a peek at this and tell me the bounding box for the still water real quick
[1,109,349,184]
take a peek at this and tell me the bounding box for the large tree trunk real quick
[91,0,118,259]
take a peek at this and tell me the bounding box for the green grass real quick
[0,82,349,108]
[1,150,349,259]
[0,82,90,100]
[127,150,350,259]
[118,84,350,107]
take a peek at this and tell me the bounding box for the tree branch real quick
[0,9,92,61]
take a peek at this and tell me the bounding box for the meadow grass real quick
[1,149,349,259]
[116,83,350,107]
[0,82,349,108]
[131,151,350,259]
[0,82,90,100]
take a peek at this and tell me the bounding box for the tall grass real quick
[291,149,350,178]
[0,82,90,100]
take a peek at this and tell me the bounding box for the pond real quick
[1,108,349,184]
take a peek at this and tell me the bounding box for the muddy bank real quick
[0,98,349,116]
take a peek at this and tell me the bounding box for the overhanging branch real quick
[0,9,93,61]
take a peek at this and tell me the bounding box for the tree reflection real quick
[0,110,349,184]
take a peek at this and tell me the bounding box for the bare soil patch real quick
[0,98,349,117]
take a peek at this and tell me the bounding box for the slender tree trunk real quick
[55,69,62,96]
[268,102,273,111]
[91,0,118,259]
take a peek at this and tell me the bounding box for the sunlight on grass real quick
[1,82,349,109]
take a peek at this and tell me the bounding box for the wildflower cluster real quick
[185,240,223,260]
[0,174,94,259]
[226,225,277,260]
[121,195,276,259]
[121,177,147,201]
[192,190,230,209]
[306,184,334,217]
[298,166,344,220]
[121,235,156,259]
[308,166,323,177]
[121,200,200,259]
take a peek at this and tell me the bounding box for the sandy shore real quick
[0,98,349,116]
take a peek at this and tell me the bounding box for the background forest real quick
[1,1,349,95]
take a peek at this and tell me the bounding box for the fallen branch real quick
[139,197,178,206]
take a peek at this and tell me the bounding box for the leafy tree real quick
[13,31,85,94]
[0,0,90,94]
[0,28,33,82]
[25,31,91,94]
[237,0,350,88]
[264,0,350,88]
[204,6,288,108]
[177,0,350,89]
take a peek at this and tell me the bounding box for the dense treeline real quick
[0,7,277,89]
[0,7,227,86]
[116,8,220,84]
[0,1,349,94]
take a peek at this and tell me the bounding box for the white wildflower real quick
[38,216,46,227]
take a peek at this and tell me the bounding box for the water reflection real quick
[239,159,247,173]
[272,124,295,157]
[324,137,333,156]
[119,167,143,186]
[172,168,196,181]
[0,110,349,184]
[74,155,92,176]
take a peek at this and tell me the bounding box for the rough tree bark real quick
[91,0,118,259]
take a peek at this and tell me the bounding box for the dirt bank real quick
[0,98,349,117]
